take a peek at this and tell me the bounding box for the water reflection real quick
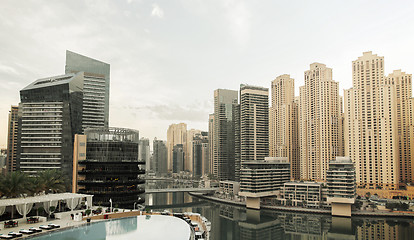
[148,192,414,240]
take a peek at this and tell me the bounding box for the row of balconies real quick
[78,179,145,185]
[79,188,145,195]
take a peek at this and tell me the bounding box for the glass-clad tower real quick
[17,72,84,178]
[77,128,145,208]
[65,50,110,131]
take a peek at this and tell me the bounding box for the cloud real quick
[151,3,164,18]
[0,64,19,76]
[222,0,251,48]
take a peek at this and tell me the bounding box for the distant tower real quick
[65,50,110,131]
[269,74,299,179]
[212,89,238,181]
[299,63,341,181]
[172,144,185,173]
[6,105,18,172]
[166,123,187,172]
[153,138,168,175]
[139,138,150,171]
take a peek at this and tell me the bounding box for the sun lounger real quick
[48,223,60,228]
[8,232,22,237]
[29,227,42,232]
[19,229,35,234]
[0,234,14,239]
[39,225,53,230]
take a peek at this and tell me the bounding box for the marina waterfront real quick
[147,192,414,239]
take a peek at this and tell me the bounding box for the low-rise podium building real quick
[239,157,290,209]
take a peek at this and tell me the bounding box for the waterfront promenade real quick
[189,192,414,218]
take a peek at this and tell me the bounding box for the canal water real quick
[146,192,414,240]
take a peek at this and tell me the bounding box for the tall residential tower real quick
[269,75,299,179]
[299,63,342,181]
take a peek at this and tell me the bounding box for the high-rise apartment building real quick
[192,131,209,177]
[65,50,110,131]
[208,114,214,176]
[172,144,185,173]
[6,106,19,172]
[238,84,269,168]
[269,74,299,179]
[385,70,414,185]
[167,123,187,172]
[211,89,238,181]
[139,138,150,171]
[299,63,342,181]
[153,138,168,175]
[344,52,400,190]
[17,73,84,177]
[186,128,202,172]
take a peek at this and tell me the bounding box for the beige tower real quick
[299,63,341,181]
[344,51,399,190]
[6,106,19,172]
[269,74,299,179]
[166,123,187,172]
[385,70,414,185]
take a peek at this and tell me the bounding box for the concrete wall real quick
[331,203,351,217]
[246,197,260,209]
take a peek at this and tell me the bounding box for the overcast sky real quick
[1,0,414,148]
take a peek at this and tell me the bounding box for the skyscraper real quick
[238,84,269,166]
[345,52,413,189]
[211,89,238,181]
[191,131,209,178]
[65,50,110,131]
[269,74,299,179]
[208,114,214,176]
[139,138,150,171]
[299,63,342,181]
[385,70,414,185]
[17,73,84,178]
[153,138,168,175]
[6,105,18,172]
[186,128,202,172]
[172,144,184,173]
[166,123,187,172]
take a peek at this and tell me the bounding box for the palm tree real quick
[37,169,69,194]
[0,171,31,198]
[0,171,31,219]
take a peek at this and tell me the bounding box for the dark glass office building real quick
[65,50,110,131]
[77,128,145,208]
[17,73,84,178]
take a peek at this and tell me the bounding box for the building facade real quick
[238,84,269,176]
[65,50,110,131]
[167,123,187,172]
[192,132,209,178]
[269,74,299,179]
[17,73,84,178]
[76,128,145,208]
[239,157,290,209]
[344,52,400,190]
[299,63,342,181]
[153,138,168,175]
[6,105,19,172]
[139,138,150,171]
[385,70,414,185]
[172,144,185,173]
[212,89,238,181]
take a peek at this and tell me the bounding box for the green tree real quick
[37,169,68,194]
[0,172,31,218]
